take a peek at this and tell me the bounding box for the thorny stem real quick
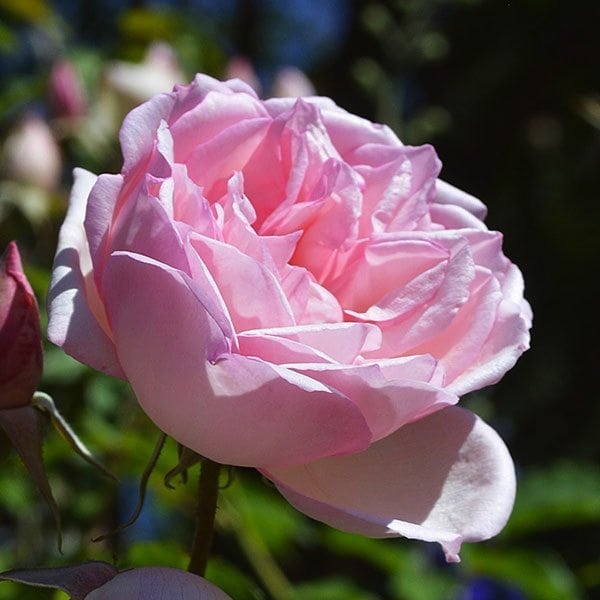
[187,458,221,577]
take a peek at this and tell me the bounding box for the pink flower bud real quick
[0,242,43,408]
[225,56,262,96]
[272,66,315,97]
[50,59,88,119]
[1,114,62,190]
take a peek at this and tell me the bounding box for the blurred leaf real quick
[0,405,62,551]
[219,480,294,600]
[42,346,89,384]
[505,462,600,537]
[579,558,600,589]
[124,540,188,570]
[85,374,128,418]
[463,546,583,600]
[205,558,266,600]
[0,20,16,50]
[0,464,34,513]
[33,392,116,481]
[404,106,452,144]
[323,530,457,600]
[0,0,50,23]
[0,74,45,126]
[292,577,378,600]
[223,474,307,557]
[22,262,50,301]
[119,8,181,43]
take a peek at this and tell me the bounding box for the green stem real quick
[188,458,221,577]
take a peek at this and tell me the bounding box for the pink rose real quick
[48,75,531,560]
[0,242,43,408]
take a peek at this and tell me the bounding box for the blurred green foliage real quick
[1,0,599,599]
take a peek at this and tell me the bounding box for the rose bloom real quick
[48,75,531,561]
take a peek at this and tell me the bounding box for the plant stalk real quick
[188,458,221,577]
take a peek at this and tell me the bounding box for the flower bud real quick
[49,59,88,120]
[225,56,262,96]
[0,242,43,408]
[1,114,62,190]
[272,66,315,97]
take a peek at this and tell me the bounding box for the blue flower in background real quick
[118,478,170,545]
[462,577,526,600]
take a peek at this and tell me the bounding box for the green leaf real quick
[322,530,457,600]
[505,462,600,537]
[0,405,62,551]
[292,578,378,600]
[205,558,266,600]
[124,541,188,570]
[462,546,583,600]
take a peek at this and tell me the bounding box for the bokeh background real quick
[1,0,599,598]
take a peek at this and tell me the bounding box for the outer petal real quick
[447,293,531,395]
[287,362,457,441]
[102,251,371,467]
[120,92,175,176]
[434,179,487,221]
[263,406,516,562]
[47,169,124,377]
[86,567,231,600]
[171,90,268,162]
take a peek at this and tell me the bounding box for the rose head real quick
[0,242,43,408]
[48,75,531,560]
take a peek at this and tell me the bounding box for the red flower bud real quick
[0,242,43,408]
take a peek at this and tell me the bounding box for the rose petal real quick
[86,567,231,600]
[413,268,502,387]
[448,294,531,395]
[435,179,487,220]
[120,92,175,176]
[190,234,295,331]
[263,406,516,562]
[240,322,381,364]
[171,90,268,163]
[102,251,371,467]
[286,361,456,440]
[186,117,271,201]
[83,173,123,282]
[47,169,124,377]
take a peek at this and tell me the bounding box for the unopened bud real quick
[0,242,43,408]
[50,59,88,120]
[1,114,62,190]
